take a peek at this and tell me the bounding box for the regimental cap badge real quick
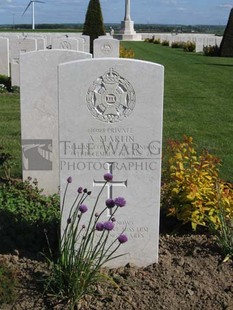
[86,68,136,123]
[102,68,120,84]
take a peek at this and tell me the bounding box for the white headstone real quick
[207,37,216,46]
[52,38,80,51]
[195,36,204,53]
[94,38,119,58]
[11,57,20,86]
[9,38,37,59]
[0,37,10,76]
[58,58,164,267]
[26,33,47,49]
[0,33,19,39]
[79,35,90,53]
[76,37,85,52]
[36,38,46,50]
[20,50,92,194]
[216,36,222,47]
[9,38,37,86]
[161,34,170,43]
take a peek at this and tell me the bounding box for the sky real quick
[0,0,232,26]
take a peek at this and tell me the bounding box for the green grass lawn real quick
[0,42,233,181]
[122,42,233,181]
[0,94,21,177]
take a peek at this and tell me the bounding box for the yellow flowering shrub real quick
[162,136,233,230]
[120,45,135,58]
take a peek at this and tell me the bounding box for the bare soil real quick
[1,233,233,310]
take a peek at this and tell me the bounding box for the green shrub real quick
[153,39,161,44]
[0,75,11,92]
[0,146,15,180]
[162,136,233,231]
[0,179,60,253]
[11,86,20,93]
[171,41,184,48]
[145,36,155,43]
[203,45,220,56]
[183,41,196,52]
[161,40,169,46]
[0,258,18,305]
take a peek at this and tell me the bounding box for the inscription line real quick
[60,157,160,160]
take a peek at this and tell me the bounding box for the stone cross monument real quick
[118,0,141,41]
[125,0,131,21]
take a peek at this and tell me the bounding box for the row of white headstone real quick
[0,31,223,84]
[19,47,164,267]
[0,33,120,86]
[141,33,223,52]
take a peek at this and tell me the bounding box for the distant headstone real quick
[207,37,216,47]
[161,34,170,43]
[216,37,222,47]
[76,37,85,52]
[93,38,119,58]
[9,38,37,86]
[11,57,20,86]
[9,38,37,59]
[220,8,233,57]
[58,58,164,267]
[79,35,90,53]
[36,38,46,50]
[0,37,9,76]
[20,50,92,194]
[195,36,204,53]
[170,34,178,46]
[52,37,84,51]
[24,34,46,50]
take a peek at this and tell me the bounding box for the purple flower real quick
[105,198,115,209]
[103,221,114,231]
[96,222,104,231]
[77,187,83,193]
[111,217,116,222]
[118,234,128,244]
[67,176,72,183]
[79,204,88,213]
[114,197,126,207]
[104,173,113,182]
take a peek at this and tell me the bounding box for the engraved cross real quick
[93,162,127,217]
